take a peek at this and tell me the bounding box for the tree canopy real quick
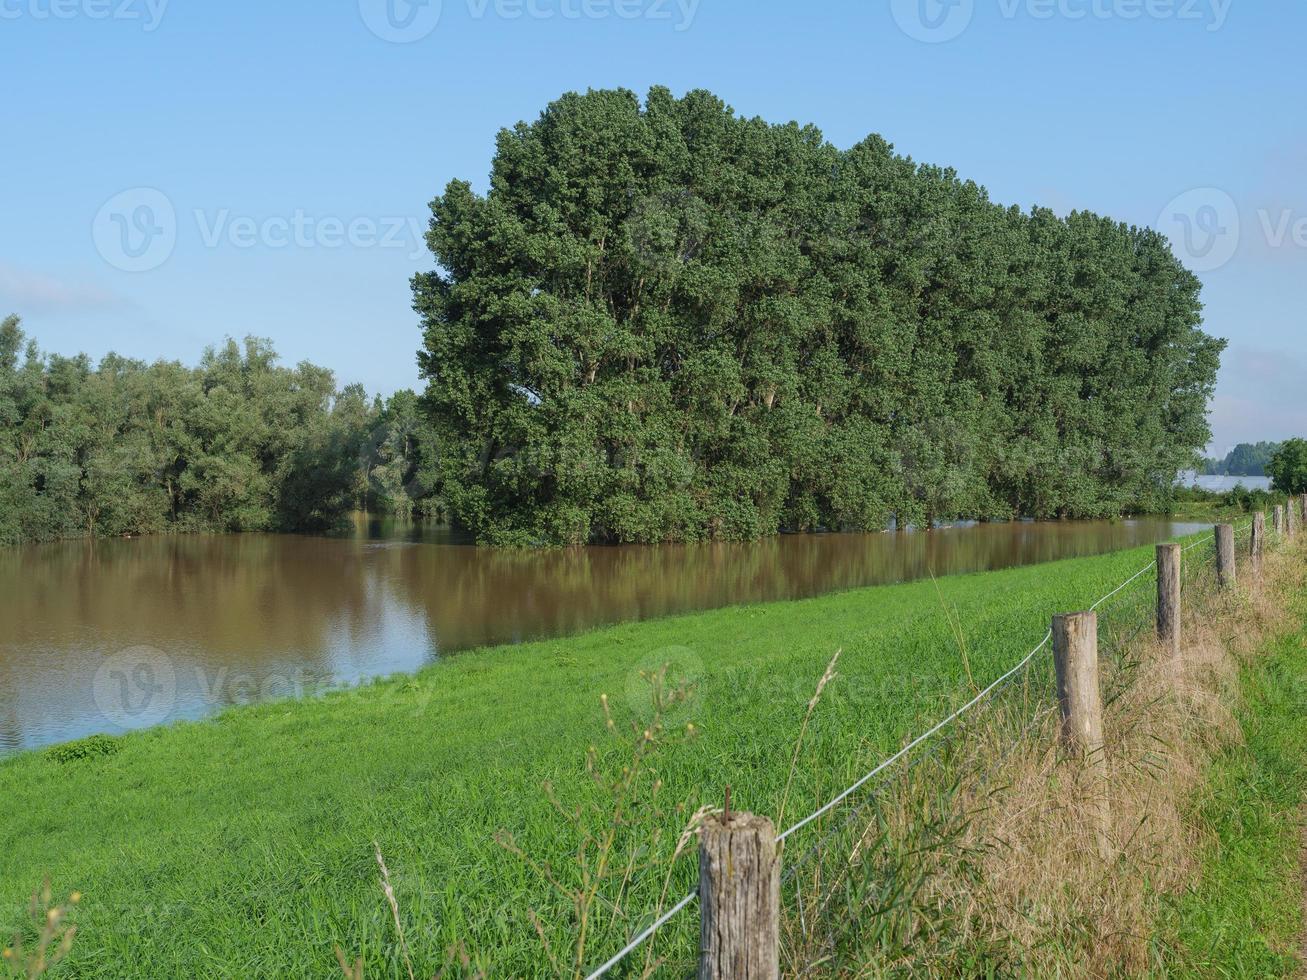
[1268,439,1307,495]
[0,316,438,546]
[415,87,1225,546]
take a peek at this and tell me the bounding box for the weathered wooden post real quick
[1156,543,1182,657]
[1288,500,1298,538]
[1052,611,1110,859]
[1274,505,1285,535]
[699,812,779,980]
[1251,512,1266,576]
[1053,611,1104,758]
[1215,524,1236,589]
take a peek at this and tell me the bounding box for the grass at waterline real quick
[0,537,1216,976]
[1161,593,1307,976]
[1166,486,1291,524]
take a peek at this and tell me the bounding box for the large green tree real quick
[415,87,1223,545]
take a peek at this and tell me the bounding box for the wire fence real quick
[583,518,1259,978]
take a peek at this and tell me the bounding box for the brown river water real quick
[0,516,1210,753]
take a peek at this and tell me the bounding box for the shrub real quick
[47,734,121,765]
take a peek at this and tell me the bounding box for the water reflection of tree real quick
[0,519,1203,750]
[0,534,413,748]
[379,520,1192,653]
[0,535,377,658]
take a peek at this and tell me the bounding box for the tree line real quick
[0,315,439,546]
[414,86,1225,546]
[1200,441,1280,477]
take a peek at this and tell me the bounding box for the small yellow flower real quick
[70,891,82,903]
[2,947,12,959]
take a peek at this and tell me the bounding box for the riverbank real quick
[1165,484,1290,524]
[0,517,1212,752]
[0,533,1289,975]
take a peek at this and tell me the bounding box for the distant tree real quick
[1268,439,1307,495]
[0,316,440,545]
[1204,441,1281,476]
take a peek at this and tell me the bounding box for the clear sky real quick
[2,0,1303,454]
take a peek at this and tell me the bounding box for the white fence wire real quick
[583,521,1253,978]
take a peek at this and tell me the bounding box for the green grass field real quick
[1162,596,1307,976]
[0,539,1212,977]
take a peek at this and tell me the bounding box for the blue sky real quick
[2,0,1303,454]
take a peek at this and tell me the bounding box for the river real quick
[0,516,1212,753]
[1180,472,1273,492]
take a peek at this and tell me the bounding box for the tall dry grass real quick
[1,880,80,979]
[782,535,1304,977]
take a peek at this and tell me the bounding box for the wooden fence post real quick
[1288,500,1298,539]
[1052,612,1104,757]
[1156,544,1182,658]
[1052,611,1110,859]
[1275,505,1285,535]
[699,812,779,980]
[1251,512,1266,576]
[1215,524,1236,589]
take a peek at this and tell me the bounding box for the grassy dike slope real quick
[1,542,1196,976]
[1163,591,1307,975]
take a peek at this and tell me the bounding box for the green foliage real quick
[1201,441,1281,476]
[46,734,121,765]
[0,317,440,545]
[415,87,1225,545]
[362,388,441,521]
[1267,437,1307,495]
[1166,484,1294,526]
